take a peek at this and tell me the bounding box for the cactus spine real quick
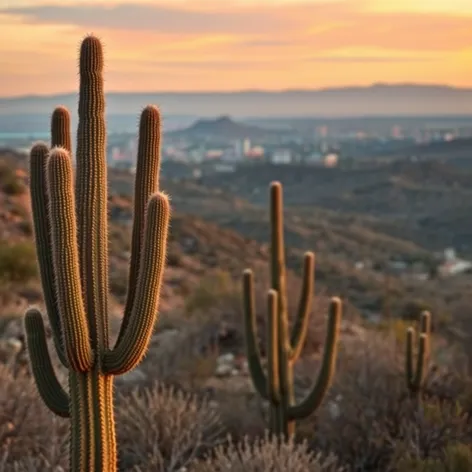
[24,35,170,472]
[243,181,342,437]
[406,311,431,396]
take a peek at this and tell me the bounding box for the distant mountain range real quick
[1,84,472,118]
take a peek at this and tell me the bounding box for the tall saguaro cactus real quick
[24,35,170,472]
[406,311,431,396]
[243,181,342,437]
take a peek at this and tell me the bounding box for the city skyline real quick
[1,0,472,97]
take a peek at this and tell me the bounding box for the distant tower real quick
[243,138,251,155]
[444,248,456,262]
[234,139,243,159]
[391,125,402,139]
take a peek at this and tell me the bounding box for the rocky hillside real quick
[3,149,472,341]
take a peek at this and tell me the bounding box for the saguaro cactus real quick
[243,181,342,437]
[24,35,170,471]
[406,311,431,396]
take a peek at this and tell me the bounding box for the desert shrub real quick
[305,332,472,471]
[192,433,342,471]
[0,162,24,196]
[0,365,68,467]
[0,241,37,283]
[0,454,67,472]
[183,266,331,360]
[116,382,223,471]
[166,249,182,267]
[15,220,33,236]
[395,443,472,471]
[2,177,25,196]
[184,269,238,316]
[402,300,431,322]
[376,318,412,346]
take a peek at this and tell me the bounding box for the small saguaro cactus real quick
[243,181,342,438]
[406,311,432,396]
[24,35,170,472]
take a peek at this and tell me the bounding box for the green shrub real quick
[402,299,431,322]
[2,176,25,196]
[397,443,472,471]
[0,161,25,196]
[0,240,37,283]
[184,269,238,315]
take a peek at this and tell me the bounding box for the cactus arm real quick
[413,334,428,389]
[29,143,68,367]
[288,297,342,421]
[24,308,70,418]
[116,105,162,346]
[420,311,431,335]
[420,311,431,360]
[103,193,170,374]
[242,269,269,400]
[267,289,281,433]
[267,289,280,403]
[290,252,315,362]
[51,106,72,152]
[75,35,109,352]
[406,327,415,388]
[47,148,93,372]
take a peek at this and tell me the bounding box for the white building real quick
[271,149,292,164]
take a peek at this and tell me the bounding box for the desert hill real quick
[3,148,472,329]
[167,115,282,140]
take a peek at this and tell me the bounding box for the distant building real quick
[214,163,236,173]
[243,138,251,155]
[437,248,472,277]
[391,125,403,139]
[271,149,292,164]
[323,153,338,167]
[438,259,472,277]
[205,149,224,160]
[245,146,265,159]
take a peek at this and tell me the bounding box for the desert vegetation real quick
[0,34,472,471]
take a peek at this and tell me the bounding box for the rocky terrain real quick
[2,148,472,470]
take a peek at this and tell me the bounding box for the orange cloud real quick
[1,1,472,96]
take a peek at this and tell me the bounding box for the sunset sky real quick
[1,0,472,96]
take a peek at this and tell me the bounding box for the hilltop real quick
[167,115,282,140]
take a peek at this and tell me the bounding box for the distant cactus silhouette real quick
[406,311,431,396]
[243,181,342,437]
[24,35,170,471]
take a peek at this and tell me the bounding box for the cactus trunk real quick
[68,371,115,470]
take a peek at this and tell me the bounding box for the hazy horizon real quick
[1,0,472,97]
[2,82,472,100]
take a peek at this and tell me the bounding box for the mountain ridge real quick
[3,83,472,100]
[2,84,472,118]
